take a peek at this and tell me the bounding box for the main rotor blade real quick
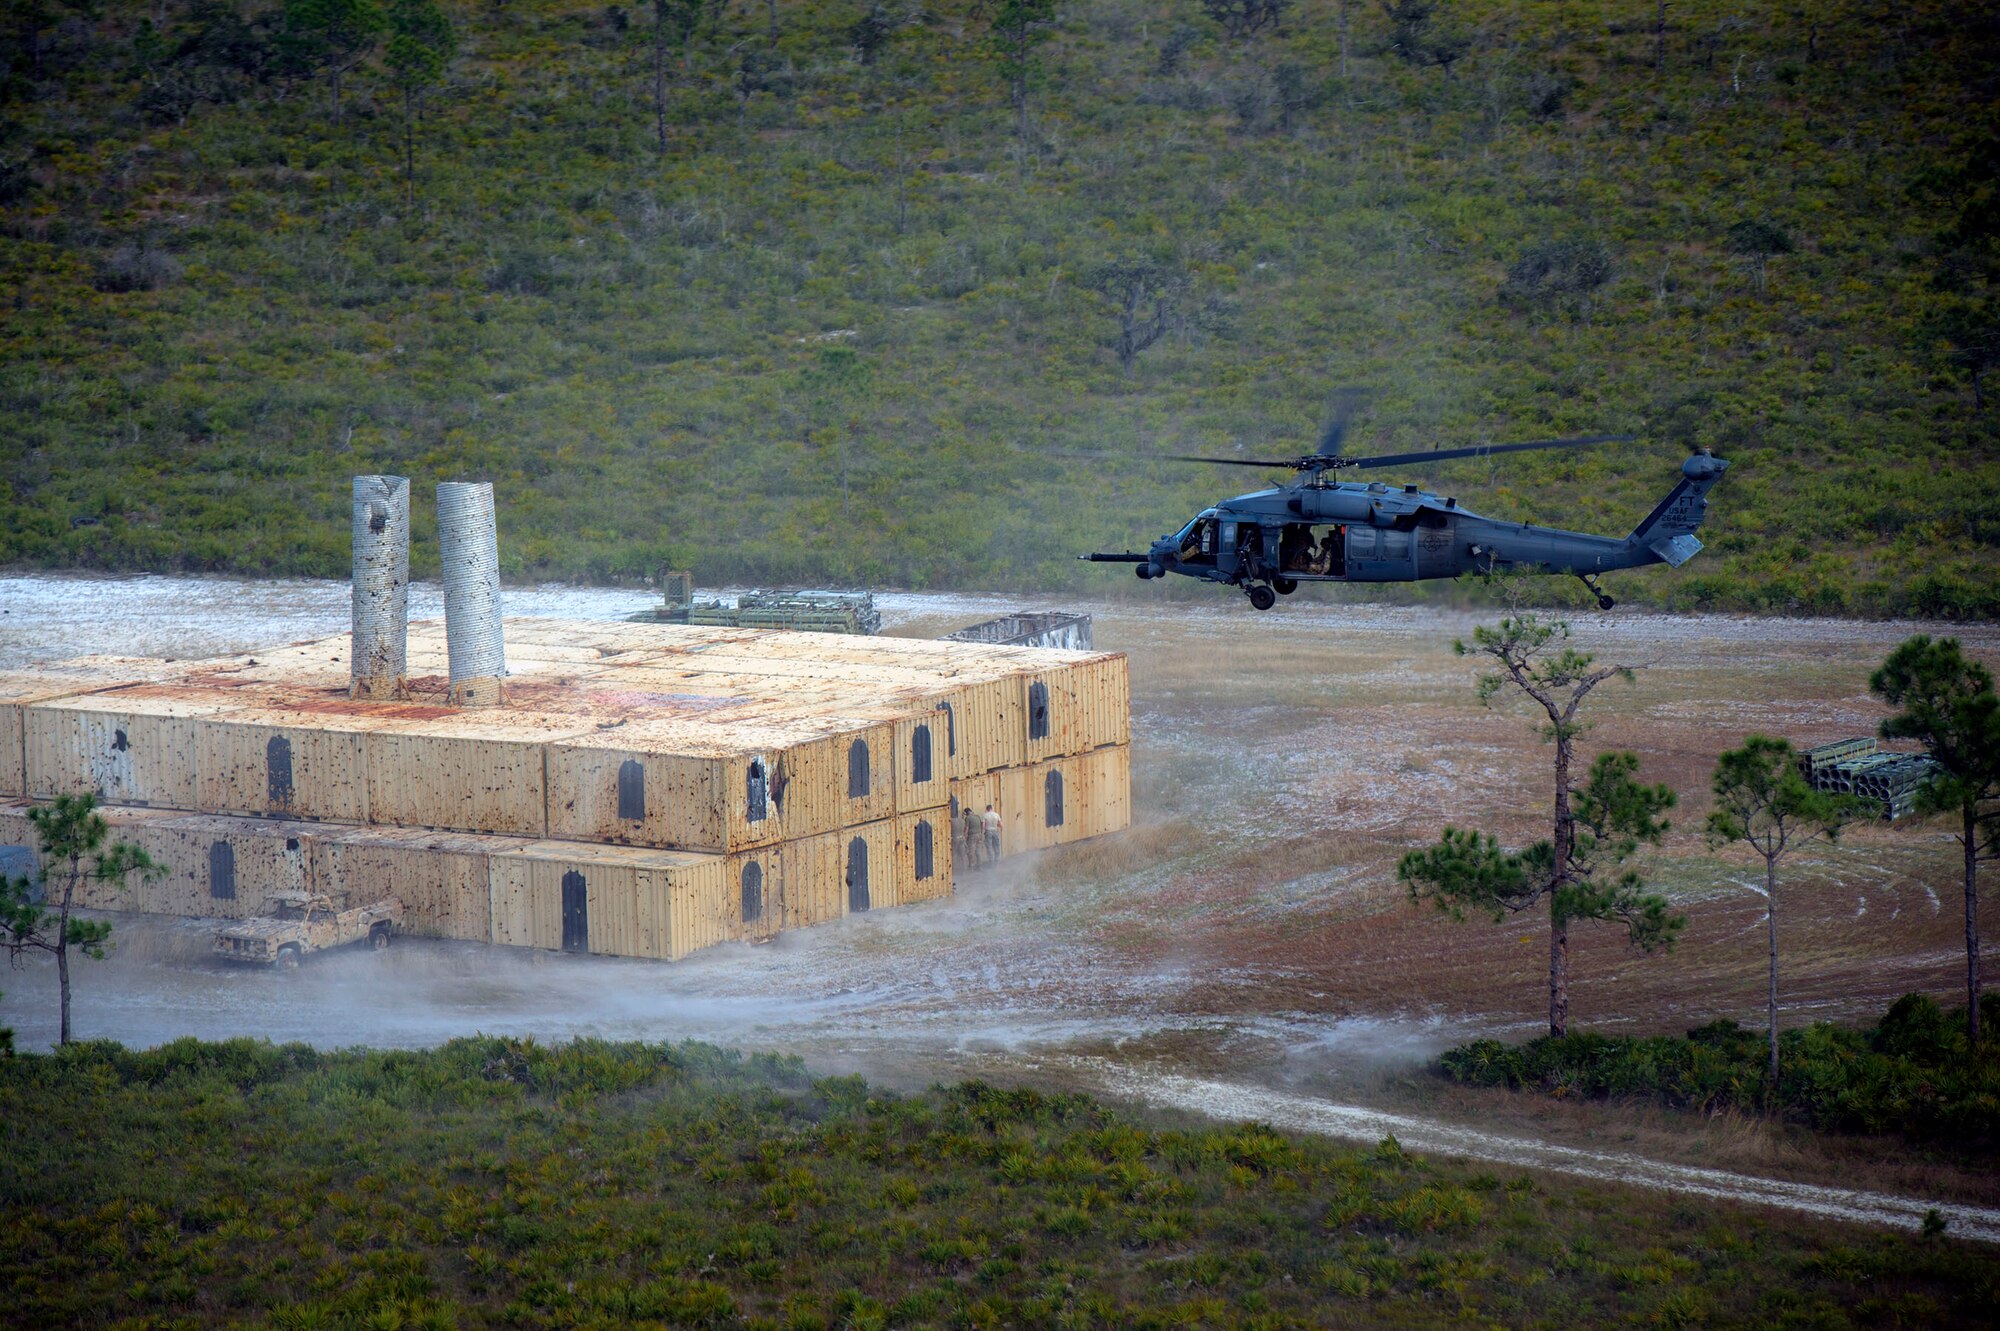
[1343,433,1633,470]
[1161,453,1304,469]
[1316,387,1368,457]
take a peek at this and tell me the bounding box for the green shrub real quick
[1438,995,2000,1141]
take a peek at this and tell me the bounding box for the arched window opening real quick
[616,760,646,822]
[1028,682,1050,741]
[1044,770,1065,829]
[266,735,294,809]
[208,841,236,901]
[914,820,934,881]
[848,740,871,798]
[846,836,870,913]
[741,861,764,923]
[561,869,589,953]
[747,759,768,823]
[911,724,933,784]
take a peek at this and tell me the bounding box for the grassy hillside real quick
[4,1035,1997,1327]
[3,0,1998,615]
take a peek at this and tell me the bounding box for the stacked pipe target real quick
[436,481,507,706]
[348,475,410,700]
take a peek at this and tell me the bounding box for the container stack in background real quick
[0,619,1131,962]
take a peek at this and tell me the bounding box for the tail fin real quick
[1631,452,1729,567]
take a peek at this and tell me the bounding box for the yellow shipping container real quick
[24,687,246,810]
[726,842,784,943]
[103,811,321,919]
[367,709,596,837]
[776,830,846,930]
[313,823,509,941]
[894,808,954,904]
[193,702,370,823]
[836,817,900,913]
[486,839,733,960]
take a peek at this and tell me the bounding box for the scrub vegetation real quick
[3,1034,1998,1328]
[1439,992,2000,1143]
[3,1,1998,614]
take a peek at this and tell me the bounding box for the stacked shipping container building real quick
[0,619,1131,961]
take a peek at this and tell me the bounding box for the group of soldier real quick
[954,801,1003,870]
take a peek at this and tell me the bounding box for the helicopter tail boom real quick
[1629,452,1729,565]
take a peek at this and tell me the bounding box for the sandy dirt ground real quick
[2,573,1996,1237]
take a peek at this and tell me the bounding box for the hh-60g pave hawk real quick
[1080,420,1728,611]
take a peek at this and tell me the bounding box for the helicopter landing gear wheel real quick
[1247,585,1277,611]
[1271,577,1298,595]
[1577,574,1615,611]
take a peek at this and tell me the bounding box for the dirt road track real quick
[1074,1059,2000,1243]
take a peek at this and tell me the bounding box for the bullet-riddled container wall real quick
[835,817,900,915]
[486,839,733,961]
[0,802,183,906]
[2,675,138,799]
[726,841,784,944]
[948,743,1130,859]
[120,813,321,919]
[544,718,879,855]
[894,808,954,905]
[774,829,848,931]
[312,824,504,941]
[1,661,184,800]
[25,688,246,809]
[367,709,595,837]
[194,701,371,823]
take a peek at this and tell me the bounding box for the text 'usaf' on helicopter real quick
[1081,418,1729,611]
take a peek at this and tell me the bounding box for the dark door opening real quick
[560,869,588,952]
[911,724,933,784]
[848,740,871,798]
[914,819,934,880]
[616,760,646,822]
[266,736,294,811]
[1045,770,1065,828]
[741,861,764,923]
[1027,682,1050,740]
[208,841,236,901]
[846,837,870,912]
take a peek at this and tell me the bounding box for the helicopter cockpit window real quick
[1177,515,1217,562]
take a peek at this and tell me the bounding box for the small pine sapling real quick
[1706,734,1869,1103]
[1,794,162,1046]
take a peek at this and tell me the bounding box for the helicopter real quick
[1080,421,1729,611]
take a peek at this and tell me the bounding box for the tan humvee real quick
[212,892,404,968]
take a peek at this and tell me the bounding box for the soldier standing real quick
[959,802,983,869]
[982,804,1002,864]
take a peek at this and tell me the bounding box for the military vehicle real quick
[212,893,403,968]
[627,570,883,633]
